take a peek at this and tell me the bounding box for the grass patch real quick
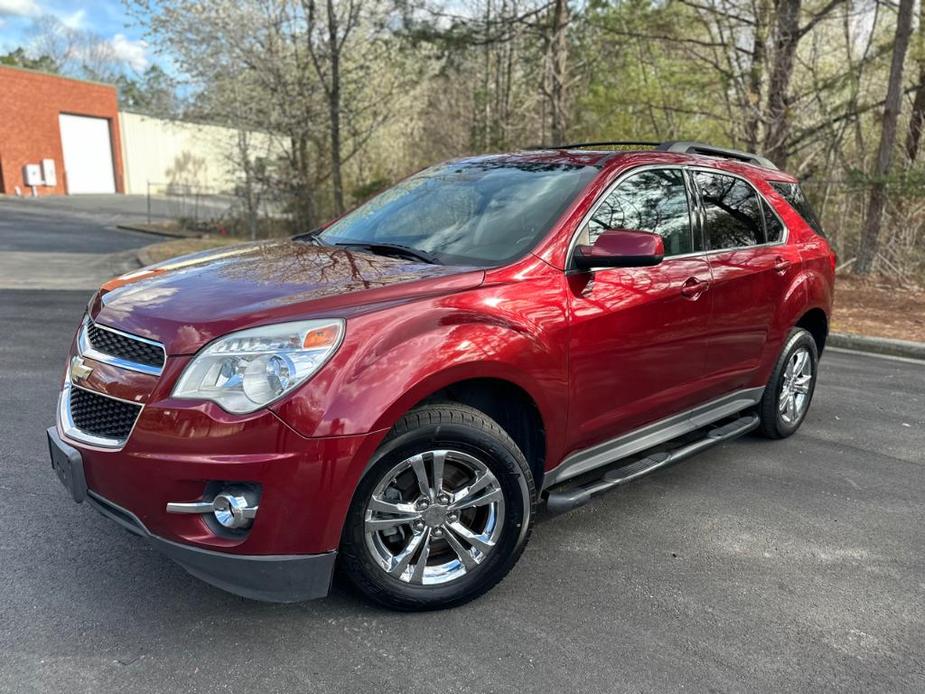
[138,237,243,266]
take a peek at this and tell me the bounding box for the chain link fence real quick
[145,181,295,237]
[145,182,236,229]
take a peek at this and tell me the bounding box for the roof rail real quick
[656,141,778,170]
[531,139,778,169]
[531,141,661,150]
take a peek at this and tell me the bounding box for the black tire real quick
[756,327,819,439]
[339,403,536,611]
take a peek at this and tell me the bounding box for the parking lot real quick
[1,199,923,693]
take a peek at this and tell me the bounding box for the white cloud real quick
[59,8,85,29]
[0,0,40,18]
[109,33,148,72]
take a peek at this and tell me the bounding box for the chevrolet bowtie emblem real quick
[70,356,94,381]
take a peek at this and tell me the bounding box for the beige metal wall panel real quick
[118,111,274,195]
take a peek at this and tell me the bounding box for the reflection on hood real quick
[92,240,484,354]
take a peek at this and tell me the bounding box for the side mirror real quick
[573,229,665,270]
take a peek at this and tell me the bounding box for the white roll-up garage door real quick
[58,114,116,194]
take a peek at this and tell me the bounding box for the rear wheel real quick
[340,403,535,610]
[757,327,819,439]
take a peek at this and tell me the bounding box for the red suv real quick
[47,141,835,610]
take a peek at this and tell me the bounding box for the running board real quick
[544,414,760,515]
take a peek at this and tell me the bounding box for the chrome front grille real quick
[68,386,141,441]
[86,322,165,369]
[59,382,142,449]
[78,317,166,376]
[60,316,163,448]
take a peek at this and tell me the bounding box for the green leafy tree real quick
[0,47,60,73]
[116,65,179,117]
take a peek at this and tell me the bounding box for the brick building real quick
[0,65,124,196]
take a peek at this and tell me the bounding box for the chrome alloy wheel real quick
[364,450,505,585]
[779,347,813,424]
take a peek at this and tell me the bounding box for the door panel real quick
[567,258,714,451]
[701,247,790,395]
[565,167,714,452]
[693,170,795,399]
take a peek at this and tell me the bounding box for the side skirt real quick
[543,387,764,490]
[545,413,760,514]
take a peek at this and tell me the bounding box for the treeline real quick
[131,0,925,279]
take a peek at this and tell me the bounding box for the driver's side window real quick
[577,168,694,257]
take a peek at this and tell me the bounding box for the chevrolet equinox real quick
[48,141,835,610]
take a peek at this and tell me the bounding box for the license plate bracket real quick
[47,427,87,503]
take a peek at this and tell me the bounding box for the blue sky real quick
[0,0,153,72]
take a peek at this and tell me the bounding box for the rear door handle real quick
[774,256,792,274]
[681,276,709,299]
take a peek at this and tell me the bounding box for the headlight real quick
[172,319,344,414]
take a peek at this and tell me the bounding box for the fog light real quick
[212,492,258,529]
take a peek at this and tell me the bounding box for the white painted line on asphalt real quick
[827,346,925,366]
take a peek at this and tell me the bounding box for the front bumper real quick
[51,325,388,601]
[85,480,336,603]
[47,412,382,602]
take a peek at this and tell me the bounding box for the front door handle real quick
[774,256,792,274]
[681,276,709,300]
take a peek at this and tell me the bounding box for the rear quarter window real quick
[770,181,826,238]
[761,199,785,243]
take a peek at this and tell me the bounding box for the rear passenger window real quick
[770,181,826,238]
[695,172,763,249]
[579,168,694,256]
[762,199,785,243]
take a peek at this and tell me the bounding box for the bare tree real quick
[905,0,925,162]
[855,0,916,275]
[26,14,137,82]
[302,0,361,215]
[762,0,845,167]
[745,0,772,150]
[157,0,325,227]
[543,0,569,144]
[134,0,404,228]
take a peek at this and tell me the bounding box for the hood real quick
[90,240,485,354]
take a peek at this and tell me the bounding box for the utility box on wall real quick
[23,163,42,186]
[42,158,57,186]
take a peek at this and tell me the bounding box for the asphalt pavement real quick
[0,204,923,692]
[0,197,157,253]
[0,197,157,290]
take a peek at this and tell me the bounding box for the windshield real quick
[317,158,599,266]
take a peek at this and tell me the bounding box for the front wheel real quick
[756,327,819,439]
[339,403,535,611]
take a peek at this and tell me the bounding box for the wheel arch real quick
[795,307,829,355]
[417,377,547,489]
[368,370,550,490]
[339,376,548,551]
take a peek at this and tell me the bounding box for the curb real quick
[136,247,157,268]
[116,223,199,239]
[828,332,925,361]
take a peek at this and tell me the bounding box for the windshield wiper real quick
[292,228,327,246]
[334,242,443,265]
